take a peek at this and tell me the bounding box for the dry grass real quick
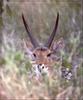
[0,0,82,99]
[0,31,82,100]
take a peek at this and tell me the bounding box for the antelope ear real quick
[51,38,65,52]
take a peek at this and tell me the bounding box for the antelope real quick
[22,13,65,77]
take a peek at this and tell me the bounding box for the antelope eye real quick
[33,53,36,57]
[47,53,51,57]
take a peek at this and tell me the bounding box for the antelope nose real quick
[37,64,45,72]
[37,64,49,75]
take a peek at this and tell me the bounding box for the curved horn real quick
[22,13,39,48]
[44,13,59,48]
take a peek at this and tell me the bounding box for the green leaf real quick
[0,17,3,28]
[25,61,32,71]
[6,5,12,17]
[14,52,24,61]
[62,59,72,68]
[0,58,6,65]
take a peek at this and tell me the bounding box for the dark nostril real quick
[37,64,42,69]
[42,66,44,69]
[33,53,36,57]
[37,64,42,72]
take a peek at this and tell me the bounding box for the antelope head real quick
[22,13,63,75]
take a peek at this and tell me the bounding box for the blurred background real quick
[0,0,83,99]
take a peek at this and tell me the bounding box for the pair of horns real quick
[22,13,59,48]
